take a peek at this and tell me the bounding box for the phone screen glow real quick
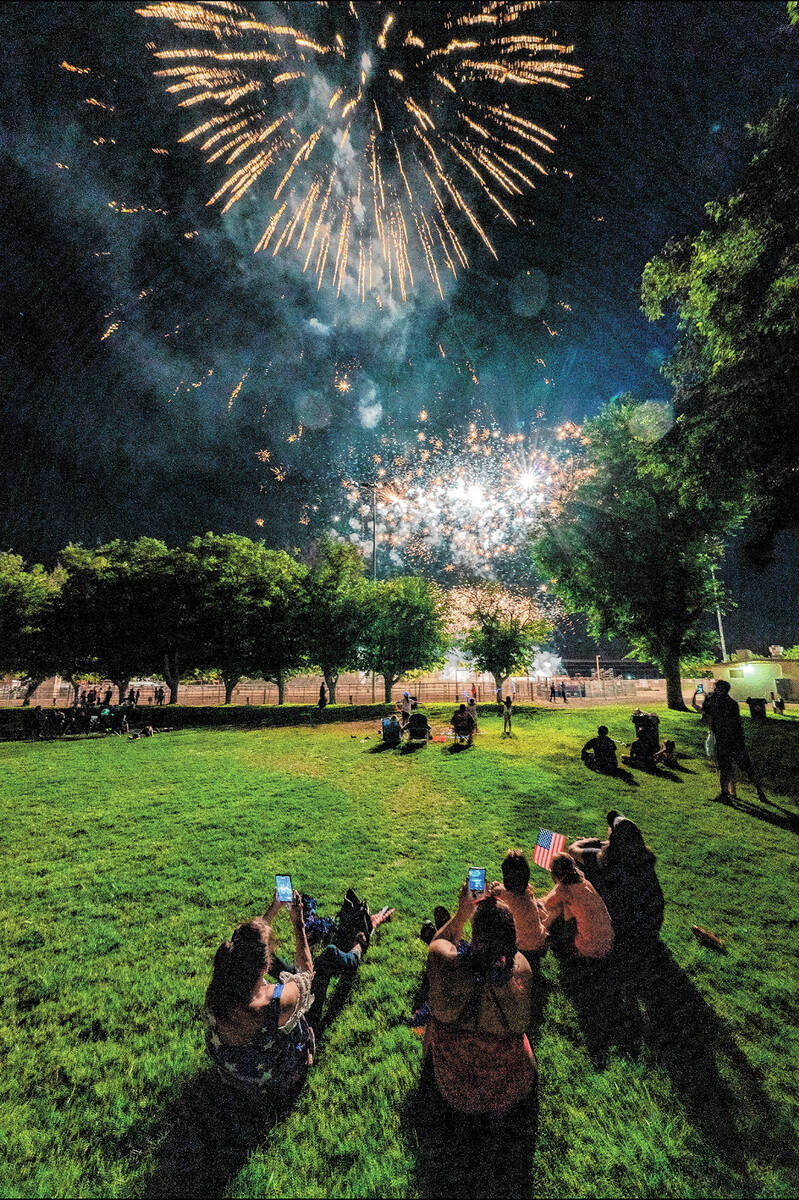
[276,874,292,902]
[468,868,486,894]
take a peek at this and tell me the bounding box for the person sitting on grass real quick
[568,811,664,961]
[580,725,618,774]
[653,739,679,769]
[451,703,476,746]
[489,849,548,970]
[540,854,614,963]
[423,886,536,1116]
[204,890,393,1109]
[380,713,402,748]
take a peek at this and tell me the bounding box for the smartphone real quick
[276,874,293,903]
[468,867,486,897]
[696,683,704,694]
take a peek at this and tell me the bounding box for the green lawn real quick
[1,706,798,1199]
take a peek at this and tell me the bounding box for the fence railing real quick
[1,673,669,708]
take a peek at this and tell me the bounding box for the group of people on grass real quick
[203,812,662,1121]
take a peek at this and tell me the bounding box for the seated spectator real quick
[489,849,547,969]
[424,887,536,1115]
[569,812,664,958]
[451,703,476,746]
[581,725,618,773]
[629,709,660,763]
[541,854,614,961]
[406,711,432,742]
[653,739,679,768]
[381,714,402,748]
[205,890,392,1109]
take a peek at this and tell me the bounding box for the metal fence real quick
[1,671,669,708]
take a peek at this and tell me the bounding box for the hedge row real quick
[0,699,521,740]
[0,702,396,740]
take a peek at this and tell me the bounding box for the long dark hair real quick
[470,896,517,983]
[600,817,656,869]
[205,921,268,1021]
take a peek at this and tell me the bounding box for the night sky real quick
[1,2,796,652]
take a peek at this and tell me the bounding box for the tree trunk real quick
[663,646,688,711]
[163,652,179,705]
[277,672,285,705]
[21,677,44,707]
[324,671,338,705]
[383,674,394,703]
[113,678,130,706]
[491,671,505,703]
[223,675,239,705]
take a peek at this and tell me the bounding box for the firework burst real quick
[137,1,581,299]
[332,416,584,582]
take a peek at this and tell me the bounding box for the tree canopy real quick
[458,584,551,700]
[533,397,746,709]
[304,538,366,703]
[641,99,799,565]
[358,576,450,702]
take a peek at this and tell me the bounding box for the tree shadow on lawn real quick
[403,1055,539,1200]
[558,942,797,1187]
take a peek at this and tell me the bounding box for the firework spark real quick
[333,417,584,581]
[137,1,581,299]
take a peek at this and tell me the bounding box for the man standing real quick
[705,680,768,803]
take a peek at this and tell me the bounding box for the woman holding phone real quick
[204,889,393,1107]
[422,884,536,1116]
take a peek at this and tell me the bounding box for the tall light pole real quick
[710,565,728,662]
[358,480,379,701]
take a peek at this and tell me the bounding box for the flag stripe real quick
[532,828,566,871]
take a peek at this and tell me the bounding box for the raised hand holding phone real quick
[276,874,293,903]
[468,867,486,898]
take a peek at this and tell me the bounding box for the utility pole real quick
[710,565,728,662]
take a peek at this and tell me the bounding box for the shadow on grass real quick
[140,972,357,1198]
[583,760,640,787]
[403,1055,538,1200]
[369,741,398,753]
[558,942,798,1187]
[400,741,429,755]
[140,1068,277,1199]
[620,757,682,783]
[445,741,473,755]
[709,792,799,835]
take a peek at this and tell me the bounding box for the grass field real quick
[1,705,798,1199]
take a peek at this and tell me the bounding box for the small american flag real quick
[533,828,566,871]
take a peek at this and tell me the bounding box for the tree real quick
[533,397,746,709]
[358,576,449,702]
[183,533,290,704]
[641,99,799,565]
[456,584,552,700]
[57,539,182,704]
[304,538,366,704]
[251,551,309,704]
[0,552,63,704]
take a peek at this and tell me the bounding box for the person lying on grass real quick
[423,887,536,1116]
[540,854,614,963]
[204,890,393,1108]
[568,811,664,960]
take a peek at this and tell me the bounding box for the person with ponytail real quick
[422,884,536,1116]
